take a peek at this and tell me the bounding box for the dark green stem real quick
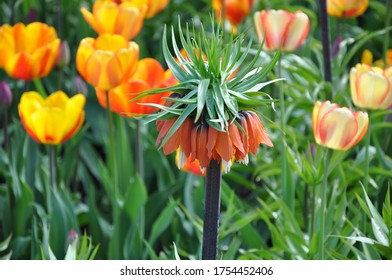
[3,108,9,152]
[318,0,333,99]
[319,148,332,259]
[202,159,222,260]
[49,145,56,190]
[383,0,392,67]
[135,119,144,180]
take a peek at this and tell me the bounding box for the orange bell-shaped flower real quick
[95,57,176,116]
[156,111,272,173]
[81,0,146,40]
[327,0,368,18]
[0,22,60,81]
[18,91,86,145]
[312,100,369,151]
[254,9,310,52]
[76,33,139,91]
[350,64,392,110]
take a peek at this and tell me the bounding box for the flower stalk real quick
[135,119,144,179]
[202,159,222,260]
[318,0,333,99]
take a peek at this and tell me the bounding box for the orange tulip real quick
[76,33,139,91]
[212,0,254,26]
[327,0,368,18]
[254,9,310,52]
[0,22,60,81]
[312,101,369,151]
[156,111,273,172]
[95,58,175,116]
[134,0,170,18]
[350,64,392,110]
[19,91,86,145]
[81,0,146,40]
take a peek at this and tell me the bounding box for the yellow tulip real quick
[81,0,146,40]
[0,22,60,81]
[76,33,139,90]
[312,101,369,151]
[254,9,310,52]
[327,0,368,18]
[18,91,86,145]
[350,64,392,110]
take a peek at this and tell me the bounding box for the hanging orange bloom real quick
[76,33,139,91]
[254,9,310,52]
[95,58,175,116]
[212,0,254,27]
[156,111,273,173]
[327,0,368,18]
[18,91,86,145]
[312,101,368,151]
[81,0,146,40]
[350,64,392,110]
[175,149,205,176]
[0,22,60,81]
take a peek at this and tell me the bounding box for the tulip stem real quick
[318,148,332,260]
[49,145,56,190]
[3,108,9,152]
[135,119,144,180]
[318,0,333,98]
[33,78,47,97]
[202,159,222,260]
[384,0,392,67]
[278,56,293,212]
[362,118,371,233]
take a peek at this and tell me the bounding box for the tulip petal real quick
[283,12,309,51]
[356,69,389,109]
[262,10,293,51]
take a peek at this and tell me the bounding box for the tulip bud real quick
[67,229,79,246]
[331,36,343,58]
[57,41,70,67]
[0,81,12,107]
[75,76,89,97]
[26,8,37,23]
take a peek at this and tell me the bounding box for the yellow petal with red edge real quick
[347,111,369,149]
[115,42,139,80]
[319,107,358,150]
[254,11,267,48]
[350,66,359,107]
[356,68,389,109]
[262,10,293,51]
[63,94,86,140]
[18,92,45,133]
[76,38,95,79]
[283,12,309,51]
[29,108,65,144]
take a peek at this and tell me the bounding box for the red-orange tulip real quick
[254,9,310,52]
[76,33,139,91]
[81,0,146,40]
[212,0,254,26]
[312,101,369,151]
[95,58,176,116]
[156,111,273,172]
[0,22,60,81]
[327,0,368,18]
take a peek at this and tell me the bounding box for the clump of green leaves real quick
[144,18,281,148]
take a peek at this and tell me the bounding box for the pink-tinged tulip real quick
[0,81,12,107]
[0,22,60,81]
[81,0,146,41]
[254,9,310,52]
[350,64,392,110]
[312,101,369,151]
[212,0,254,27]
[76,33,139,91]
[327,0,368,18]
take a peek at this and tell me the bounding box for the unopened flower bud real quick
[0,81,12,107]
[67,229,79,246]
[75,76,89,97]
[57,41,70,67]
